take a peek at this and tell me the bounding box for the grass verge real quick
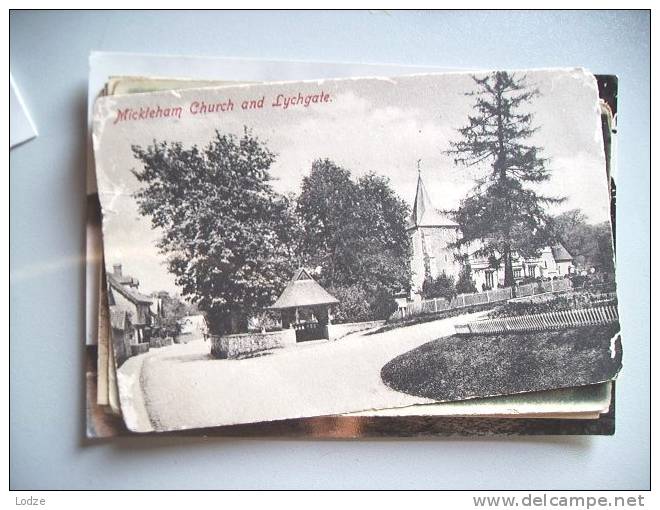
[380,323,621,401]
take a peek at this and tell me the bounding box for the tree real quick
[553,209,615,273]
[155,292,189,340]
[131,129,298,335]
[296,160,411,320]
[553,209,596,268]
[447,71,562,289]
[296,159,360,287]
[354,173,412,294]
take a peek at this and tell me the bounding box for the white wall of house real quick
[556,260,574,276]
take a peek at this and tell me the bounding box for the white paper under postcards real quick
[85,52,465,345]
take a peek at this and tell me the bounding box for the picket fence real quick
[454,305,619,335]
[389,278,572,322]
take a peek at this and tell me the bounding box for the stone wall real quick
[149,336,174,349]
[210,328,297,359]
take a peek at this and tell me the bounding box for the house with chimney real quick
[106,264,155,360]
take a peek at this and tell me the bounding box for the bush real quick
[367,285,398,320]
[329,284,397,323]
[247,310,282,332]
[422,272,457,301]
[456,264,478,294]
[329,285,373,323]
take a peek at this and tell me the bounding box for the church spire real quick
[406,163,458,230]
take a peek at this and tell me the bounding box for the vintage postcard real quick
[93,69,621,432]
[92,74,614,425]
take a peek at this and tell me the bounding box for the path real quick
[118,311,486,432]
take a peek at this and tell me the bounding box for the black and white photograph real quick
[92,68,621,433]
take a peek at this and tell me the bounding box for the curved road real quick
[118,312,485,432]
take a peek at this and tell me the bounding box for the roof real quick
[406,172,458,229]
[115,275,140,287]
[107,273,153,305]
[268,268,340,310]
[551,243,573,262]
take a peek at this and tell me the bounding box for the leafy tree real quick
[296,160,411,320]
[354,173,412,294]
[131,129,298,335]
[553,209,615,273]
[447,71,562,289]
[296,159,360,287]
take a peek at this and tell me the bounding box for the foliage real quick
[247,310,283,332]
[328,284,373,324]
[329,283,398,323]
[366,285,399,321]
[156,292,190,338]
[447,71,562,287]
[132,129,298,335]
[553,209,615,273]
[296,159,411,321]
[455,263,478,294]
[422,271,457,301]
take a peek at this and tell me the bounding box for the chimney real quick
[113,263,122,278]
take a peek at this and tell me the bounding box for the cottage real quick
[107,264,155,348]
[268,268,340,342]
[469,244,574,291]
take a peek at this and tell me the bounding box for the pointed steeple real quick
[407,165,458,230]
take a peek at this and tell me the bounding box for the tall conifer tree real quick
[448,71,562,288]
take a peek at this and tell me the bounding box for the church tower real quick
[406,167,462,300]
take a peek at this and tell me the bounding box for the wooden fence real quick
[454,305,619,335]
[389,278,573,322]
[515,278,572,298]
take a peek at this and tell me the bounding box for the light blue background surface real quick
[10,10,650,489]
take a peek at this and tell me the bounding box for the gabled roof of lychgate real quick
[407,172,458,229]
[268,268,339,310]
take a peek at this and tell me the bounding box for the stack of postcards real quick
[85,54,622,438]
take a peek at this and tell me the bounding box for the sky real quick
[93,68,609,295]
